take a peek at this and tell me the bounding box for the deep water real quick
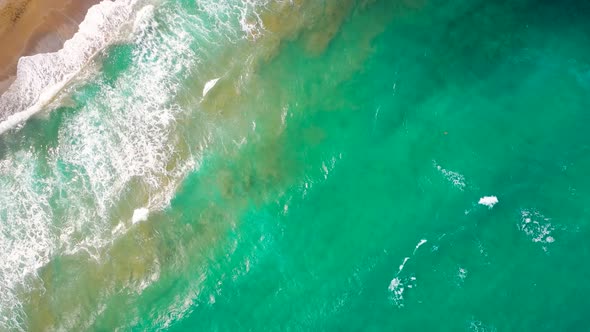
[1,0,590,330]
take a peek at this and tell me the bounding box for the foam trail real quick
[388,238,428,307]
[398,257,410,272]
[413,239,427,254]
[0,0,139,135]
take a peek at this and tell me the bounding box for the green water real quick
[1,0,590,330]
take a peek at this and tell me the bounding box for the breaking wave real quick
[0,0,141,135]
[0,0,280,329]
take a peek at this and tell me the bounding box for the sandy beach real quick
[0,0,100,93]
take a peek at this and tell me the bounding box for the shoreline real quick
[0,0,137,132]
[0,0,100,94]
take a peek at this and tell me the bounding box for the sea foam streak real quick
[388,238,428,307]
[0,0,139,135]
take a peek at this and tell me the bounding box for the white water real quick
[132,208,150,224]
[0,0,139,135]
[0,0,276,329]
[0,1,166,329]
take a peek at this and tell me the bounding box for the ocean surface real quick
[1,0,590,330]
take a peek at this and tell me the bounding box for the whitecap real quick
[414,239,427,252]
[478,196,498,208]
[202,78,220,97]
[132,208,150,224]
[458,267,468,281]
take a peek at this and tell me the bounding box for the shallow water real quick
[1,0,590,330]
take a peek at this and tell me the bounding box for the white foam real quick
[458,267,468,281]
[398,257,410,272]
[519,210,555,245]
[388,273,417,308]
[415,239,427,251]
[132,208,150,224]
[388,238,429,307]
[238,5,265,40]
[193,0,270,41]
[0,150,56,329]
[478,196,498,208]
[280,105,288,127]
[0,0,138,135]
[0,0,278,329]
[318,154,341,181]
[388,277,403,293]
[434,161,466,190]
[202,78,220,97]
[0,77,71,135]
[321,162,329,179]
[468,320,496,332]
[133,4,156,34]
[412,239,428,255]
[0,2,207,328]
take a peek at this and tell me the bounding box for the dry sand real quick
[0,0,100,93]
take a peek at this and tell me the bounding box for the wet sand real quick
[0,0,100,93]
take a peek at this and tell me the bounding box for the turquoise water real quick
[1,0,590,330]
